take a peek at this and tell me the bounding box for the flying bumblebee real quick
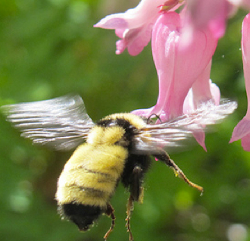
[1,95,237,241]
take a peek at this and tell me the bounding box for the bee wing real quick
[133,100,237,154]
[1,95,95,151]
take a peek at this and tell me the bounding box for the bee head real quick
[87,115,140,147]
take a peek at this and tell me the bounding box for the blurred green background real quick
[0,1,250,241]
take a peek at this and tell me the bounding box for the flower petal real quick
[115,22,155,55]
[132,11,218,123]
[230,13,250,149]
[183,71,221,151]
[94,0,165,55]
[193,131,207,151]
[94,0,163,29]
[241,133,250,151]
[230,117,250,142]
[183,61,221,112]
[185,0,229,38]
[94,14,129,29]
[152,12,218,120]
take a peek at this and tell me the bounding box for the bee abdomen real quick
[56,166,118,205]
[56,144,128,207]
[58,203,103,231]
[56,143,128,230]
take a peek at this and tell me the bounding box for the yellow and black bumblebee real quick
[1,95,237,240]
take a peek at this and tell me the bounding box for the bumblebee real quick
[1,95,237,241]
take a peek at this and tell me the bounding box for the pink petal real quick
[115,22,155,55]
[210,82,221,105]
[183,61,221,111]
[150,12,181,119]
[230,117,250,142]
[241,133,250,151]
[188,61,214,106]
[152,12,218,120]
[242,14,250,87]
[115,28,125,38]
[132,11,218,124]
[230,13,250,149]
[193,131,207,151]
[185,0,229,39]
[94,0,163,29]
[94,0,166,55]
[182,69,221,151]
[94,15,128,29]
[116,39,127,55]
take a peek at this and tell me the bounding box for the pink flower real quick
[132,12,218,120]
[94,0,183,55]
[95,0,248,55]
[131,12,218,149]
[230,14,250,151]
[95,1,250,149]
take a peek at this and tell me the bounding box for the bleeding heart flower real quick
[95,0,250,150]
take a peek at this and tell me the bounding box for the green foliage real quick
[1,1,250,241]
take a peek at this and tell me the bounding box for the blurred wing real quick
[133,100,237,153]
[1,95,95,151]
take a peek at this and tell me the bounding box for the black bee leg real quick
[126,194,134,241]
[103,203,115,241]
[154,151,204,194]
[130,166,144,202]
[126,165,144,241]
